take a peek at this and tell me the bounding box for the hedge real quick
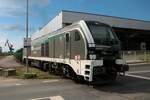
[14,48,23,62]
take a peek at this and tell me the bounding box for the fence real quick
[122,50,150,63]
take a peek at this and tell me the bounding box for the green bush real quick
[14,48,23,62]
[23,72,37,79]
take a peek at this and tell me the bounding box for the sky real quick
[0,0,150,52]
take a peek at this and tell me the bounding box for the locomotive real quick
[23,20,129,83]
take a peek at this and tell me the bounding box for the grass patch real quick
[23,72,37,79]
[15,66,61,79]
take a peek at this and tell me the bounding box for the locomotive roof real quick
[32,20,83,42]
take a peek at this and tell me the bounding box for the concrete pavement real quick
[0,56,150,100]
[0,64,150,100]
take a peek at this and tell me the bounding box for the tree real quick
[14,48,23,62]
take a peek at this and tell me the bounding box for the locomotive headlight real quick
[115,59,125,65]
[89,54,96,60]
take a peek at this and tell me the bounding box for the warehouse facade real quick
[32,10,150,50]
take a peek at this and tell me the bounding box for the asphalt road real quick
[0,63,150,100]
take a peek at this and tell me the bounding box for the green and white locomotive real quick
[23,20,129,83]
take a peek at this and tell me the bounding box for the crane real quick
[5,39,14,53]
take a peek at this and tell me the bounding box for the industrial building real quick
[32,10,150,50]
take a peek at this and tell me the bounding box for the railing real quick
[122,50,150,63]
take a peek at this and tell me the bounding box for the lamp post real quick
[26,0,29,73]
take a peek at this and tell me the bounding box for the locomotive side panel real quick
[70,30,86,60]
[31,44,41,57]
[49,38,55,58]
[54,34,65,59]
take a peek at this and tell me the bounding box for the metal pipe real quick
[26,0,29,73]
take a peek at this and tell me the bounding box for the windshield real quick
[86,22,119,45]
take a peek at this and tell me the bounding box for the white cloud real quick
[0,33,24,52]
[0,24,22,31]
[30,0,50,7]
[12,36,24,51]
[0,33,9,51]
[0,24,35,32]
[0,0,50,51]
[0,23,36,52]
[0,0,50,8]
[0,0,50,17]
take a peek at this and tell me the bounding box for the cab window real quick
[74,31,80,41]
[66,33,69,42]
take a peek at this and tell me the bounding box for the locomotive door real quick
[65,32,71,58]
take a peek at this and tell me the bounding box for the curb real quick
[128,62,150,66]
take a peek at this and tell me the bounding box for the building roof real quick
[61,10,150,31]
[32,10,150,40]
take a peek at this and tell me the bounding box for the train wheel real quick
[74,75,85,84]
[48,63,53,74]
[43,63,48,72]
[40,62,45,71]
[62,65,69,78]
[106,69,117,82]
[61,65,73,78]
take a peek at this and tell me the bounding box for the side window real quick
[74,30,80,41]
[66,33,69,42]
[45,42,49,57]
[41,43,44,56]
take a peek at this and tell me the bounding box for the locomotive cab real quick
[84,21,129,82]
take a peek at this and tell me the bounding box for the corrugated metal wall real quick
[31,12,63,40]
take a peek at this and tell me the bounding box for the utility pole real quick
[26,0,29,73]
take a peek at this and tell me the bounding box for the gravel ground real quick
[0,56,21,68]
